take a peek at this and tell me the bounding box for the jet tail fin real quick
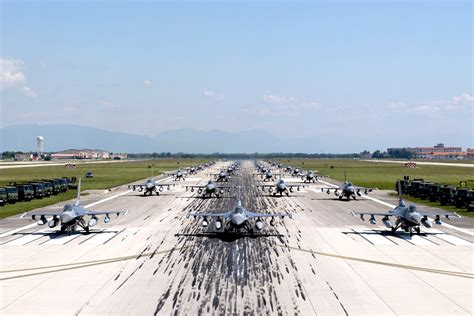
[397,179,405,207]
[344,171,347,182]
[75,178,82,206]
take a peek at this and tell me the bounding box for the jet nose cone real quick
[408,213,422,224]
[231,214,245,226]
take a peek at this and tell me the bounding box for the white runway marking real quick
[82,229,121,245]
[184,177,202,181]
[397,234,435,245]
[42,233,82,245]
[3,230,52,246]
[353,229,393,245]
[317,179,474,237]
[429,229,472,246]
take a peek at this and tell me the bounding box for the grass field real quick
[0,159,209,219]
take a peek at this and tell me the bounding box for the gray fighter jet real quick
[320,172,376,200]
[254,169,276,182]
[128,168,175,196]
[352,180,460,235]
[187,166,198,175]
[211,170,231,182]
[301,170,321,183]
[186,192,293,233]
[166,169,187,181]
[21,179,127,234]
[186,180,234,198]
[257,172,305,196]
[290,168,302,177]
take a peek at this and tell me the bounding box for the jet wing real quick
[286,184,306,189]
[186,211,232,219]
[21,210,62,219]
[417,211,461,219]
[351,211,394,218]
[246,211,293,219]
[353,186,377,192]
[129,184,174,190]
[320,187,340,191]
[186,185,205,189]
[83,210,128,216]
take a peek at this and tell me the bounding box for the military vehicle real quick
[17,184,35,201]
[30,182,45,199]
[0,187,7,206]
[6,186,19,204]
[427,183,439,202]
[438,186,456,206]
[41,181,54,196]
[454,189,474,209]
[59,178,69,192]
[52,179,62,194]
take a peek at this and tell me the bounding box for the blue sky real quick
[1,1,472,152]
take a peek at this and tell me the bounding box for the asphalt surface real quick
[0,161,473,315]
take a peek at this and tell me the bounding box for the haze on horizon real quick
[1,1,473,152]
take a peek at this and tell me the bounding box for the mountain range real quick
[0,124,317,153]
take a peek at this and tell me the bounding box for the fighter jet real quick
[211,170,231,182]
[257,172,305,197]
[166,169,187,181]
[261,169,276,182]
[289,167,303,177]
[301,170,321,183]
[187,166,198,175]
[21,179,127,234]
[320,172,376,200]
[352,180,460,235]
[128,167,175,196]
[186,180,234,198]
[186,191,293,233]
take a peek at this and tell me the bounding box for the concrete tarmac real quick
[0,161,472,315]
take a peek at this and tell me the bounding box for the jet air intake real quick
[201,219,209,227]
[214,220,222,230]
[255,220,264,230]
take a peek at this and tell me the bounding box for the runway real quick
[0,161,473,315]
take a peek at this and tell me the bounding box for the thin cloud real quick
[388,93,473,113]
[451,93,474,107]
[203,88,224,101]
[262,94,296,105]
[143,79,153,86]
[101,101,118,109]
[0,58,36,97]
[262,94,321,113]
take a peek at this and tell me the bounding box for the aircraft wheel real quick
[415,227,421,234]
[338,195,343,200]
[85,226,90,233]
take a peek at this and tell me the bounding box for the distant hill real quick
[0,124,297,153]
